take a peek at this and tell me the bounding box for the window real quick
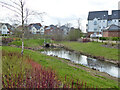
[94,21,97,25]
[3,27,6,29]
[119,20,120,22]
[103,27,105,29]
[94,28,97,31]
[3,31,6,34]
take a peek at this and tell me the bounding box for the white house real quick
[59,25,70,35]
[29,23,44,34]
[87,10,120,37]
[0,23,10,34]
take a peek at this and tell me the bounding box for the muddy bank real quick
[53,44,119,66]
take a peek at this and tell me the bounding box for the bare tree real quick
[0,0,44,55]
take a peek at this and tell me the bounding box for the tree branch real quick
[9,0,21,7]
[0,1,21,11]
[0,3,21,16]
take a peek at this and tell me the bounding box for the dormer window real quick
[94,21,97,25]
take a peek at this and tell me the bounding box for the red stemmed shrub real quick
[2,51,96,88]
[2,51,61,88]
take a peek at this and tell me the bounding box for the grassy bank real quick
[0,46,1,50]
[2,46,119,88]
[58,41,118,61]
[8,39,51,47]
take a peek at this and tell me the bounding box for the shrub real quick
[67,29,83,41]
[99,37,108,40]
[82,38,90,42]
[111,43,116,46]
[104,42,108,45]
[112,37,120,41]
[100,37,120,41]
[2,38,13,44]
[2,34,7,36]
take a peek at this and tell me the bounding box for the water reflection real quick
[41,49,120,78]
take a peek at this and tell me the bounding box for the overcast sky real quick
[0,0,119,32]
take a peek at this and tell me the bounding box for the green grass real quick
[2,46,119,88]
[0,46,2,50]
[58,41,118,61]
[8,39,51,47]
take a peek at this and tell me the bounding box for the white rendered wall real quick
[88,19,108,33]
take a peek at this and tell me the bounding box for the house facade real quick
[87,10,120,37]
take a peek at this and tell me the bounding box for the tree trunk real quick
[21,3,24,56]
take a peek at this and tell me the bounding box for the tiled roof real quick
[111,10,120,19]
[88,10,120,20]
[103,24,120,31]
[88,11,108,20]
[29,23,42,30]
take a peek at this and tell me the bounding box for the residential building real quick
[87,10,120,37]
[28,23,44,34]
[44,26,53,35]
[44,25,58,35]
[59,25,70,35]
[0,23,14,34]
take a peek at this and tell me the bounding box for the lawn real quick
[0,46,2,50]
[2,46,119,88]
[59,41,118,61]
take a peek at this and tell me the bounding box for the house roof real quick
[29,23,42,30]
[103,24,120,31]
[88,10,120,20]
[60,25,69,31]
[88,11,108,20]
[50,25,57,30]
[111,10,120,19]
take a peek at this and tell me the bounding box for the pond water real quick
[41,49,120,78]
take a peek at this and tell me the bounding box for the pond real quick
[41,49,120,78]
